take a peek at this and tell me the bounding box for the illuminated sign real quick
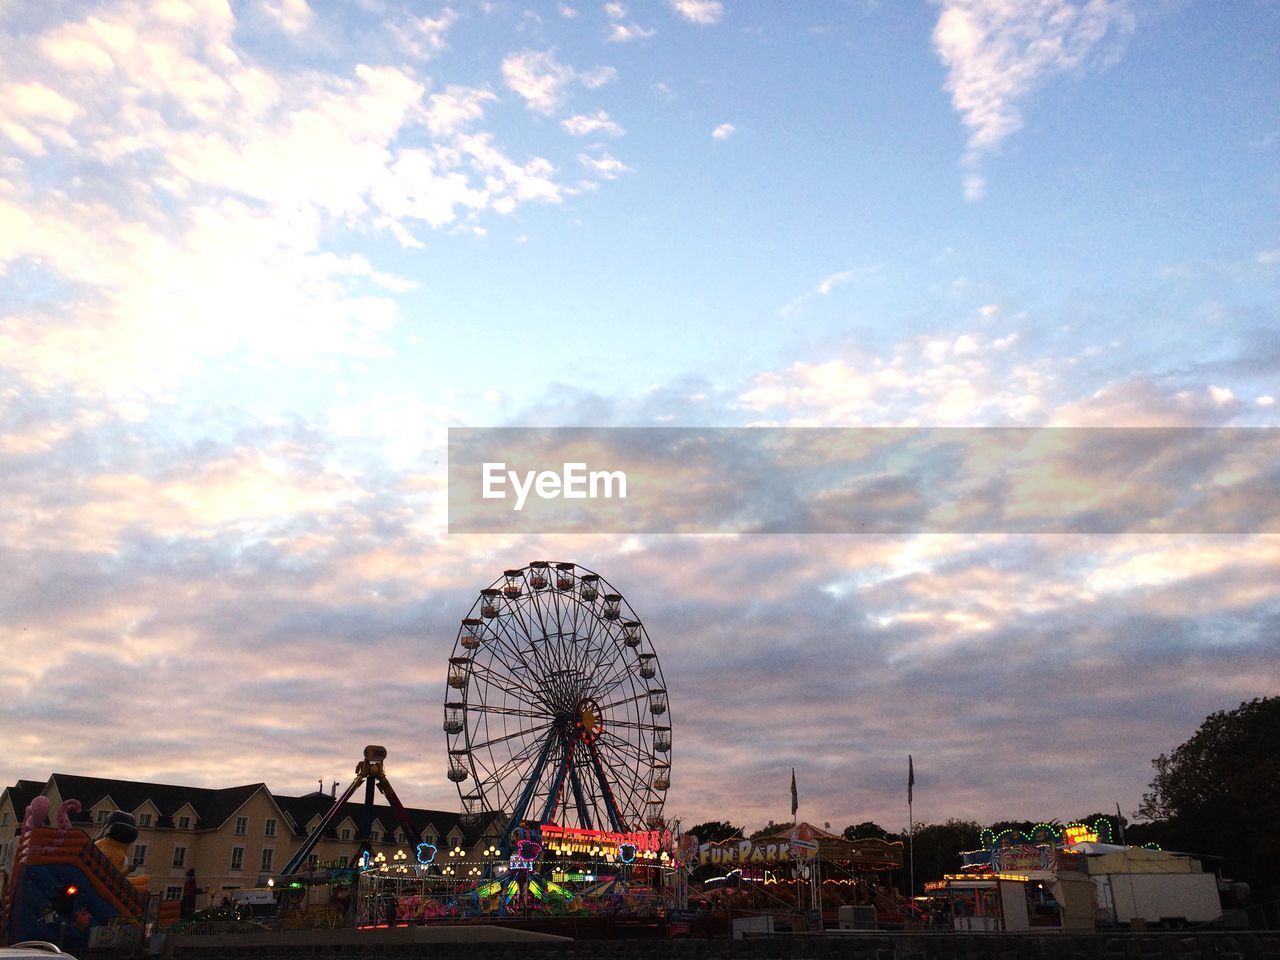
[539,824,670,858]
[992,844,1053,873]
[697,839,795,865]
[1063,824,1098,845]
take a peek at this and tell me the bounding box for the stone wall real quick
[160,930,1280,960]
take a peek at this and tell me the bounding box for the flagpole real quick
[907,755,915,901]
[791,768,798,826]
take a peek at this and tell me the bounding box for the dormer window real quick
[138,813,152,828]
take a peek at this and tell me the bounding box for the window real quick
[172,846,187,869]
[97,810,111,824]
[230,846,245,871]
[165,887,182,901]
[371,830,380,842]
[1,812,8,826]
[260,848,274,872]
[178,815,191,829]
[138,813,152,828]
[235,816,248,836]
[340,828,350,841]
[264,818,277,837]
[132,844,148,867]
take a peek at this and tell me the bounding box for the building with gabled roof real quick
[1,773,501,909]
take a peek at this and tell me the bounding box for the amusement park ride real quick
[442,561,672,847]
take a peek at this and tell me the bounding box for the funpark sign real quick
[697,826,820,866]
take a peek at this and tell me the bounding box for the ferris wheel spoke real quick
[590,652,637,699]
[597,689,650,713]
[593,744,648,819]
[465,702,554,720]
[484,616,549,685]
[597,730,655,773]
[467,657,544,704]
[479,730,553,794]
[468,720,555,753]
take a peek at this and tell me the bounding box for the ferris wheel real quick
[443,562,671,844]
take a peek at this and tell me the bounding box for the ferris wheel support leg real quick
[499,729,559,851]
[585,739,626,832]
[537,734,575,825]
[567,763,594,831]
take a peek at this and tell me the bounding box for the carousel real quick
[686,823,911,932]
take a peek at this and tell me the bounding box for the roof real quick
[720,823,903,870]
[273,791,503,844]
[4,774,503,846]
[1,780,46,833]
[47,773,267,830]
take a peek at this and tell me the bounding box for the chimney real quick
[331,780,338,798]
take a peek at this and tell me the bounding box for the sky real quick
[2,0,1279,838]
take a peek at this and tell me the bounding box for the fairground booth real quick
[924,820,1107,931]
[691,823,909,929]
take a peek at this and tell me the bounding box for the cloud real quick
[711,122,735,140]
[578,149,632,180]
[932,0,1135,198]
[0,4,585,394]
[1049,379,1242,427]
[669,0,724,25]
[424,85,497,135]
[402,8,458,58]
[738,333,1049,427]
[501,49,617,114]
[261,0,314,35]
[4,357,1280,829]
[608,22,657,43]
[778,268,870,318]
[561,110,624,137]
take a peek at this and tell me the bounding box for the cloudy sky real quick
[2,0,1279,837]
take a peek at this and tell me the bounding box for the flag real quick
[790,768,798,818]
[908,755,915,805]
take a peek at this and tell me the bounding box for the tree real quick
[842,821,897,842]
[752,820,794,840]
[905,820,982,893]
[684,820,743,844]
[1137,697,1280,891]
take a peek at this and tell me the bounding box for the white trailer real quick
[1095,871,1221,926]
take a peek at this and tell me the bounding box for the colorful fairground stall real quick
[923,820,1110,931]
